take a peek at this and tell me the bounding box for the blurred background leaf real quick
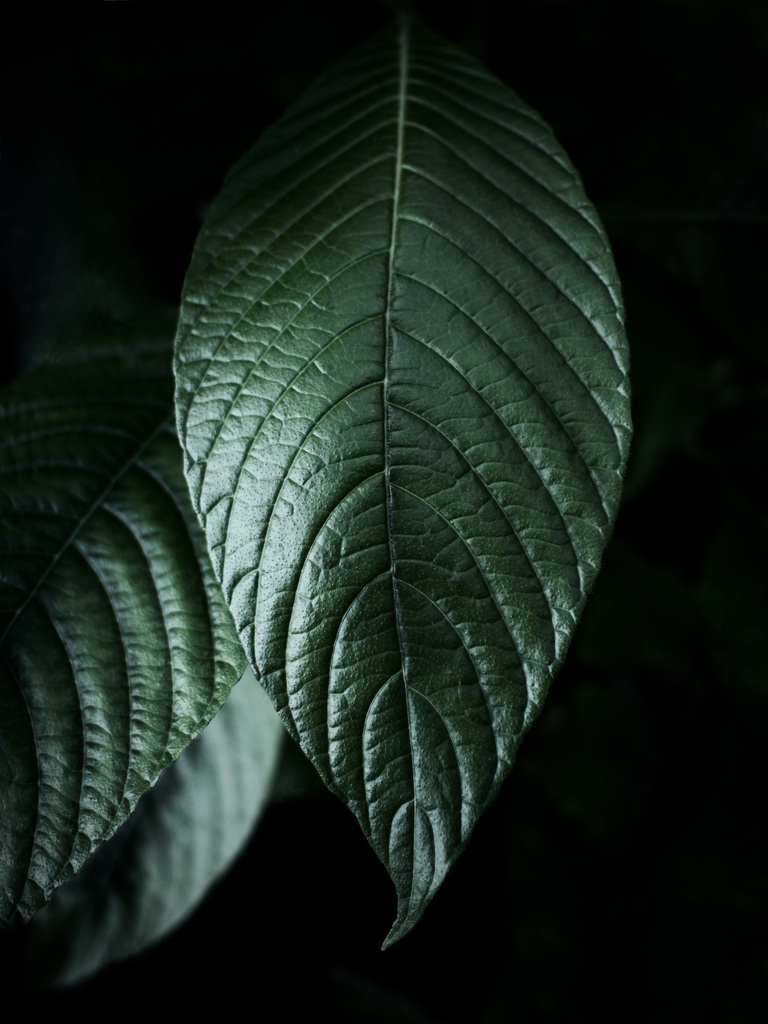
[22,669,283,989]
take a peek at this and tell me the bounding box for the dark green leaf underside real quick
[0,335,246,925]
[175,20,630,945]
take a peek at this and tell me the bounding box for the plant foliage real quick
[0,329,247,925]
[174,19,630,944]
[4,3,766,1018]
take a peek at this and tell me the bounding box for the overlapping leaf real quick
[25,668,282,986]
[0,332,247,925]
[175,20,631,945]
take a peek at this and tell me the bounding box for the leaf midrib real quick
[382,18,423,909]
[382,19,408,673]
[0,408,174,648]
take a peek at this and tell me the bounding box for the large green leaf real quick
[0,330,247,925]
[175,20,631,945]
[25,668,283,987]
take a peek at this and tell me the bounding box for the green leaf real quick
[25,667,283,987]
[174,20,631,945]
[0,328,247,926]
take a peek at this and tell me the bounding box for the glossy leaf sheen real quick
[175,22,631,945]
[26,669,282,986]
[0,336,246,925]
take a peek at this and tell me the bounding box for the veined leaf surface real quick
[0,331,247,925]
[26,668,282,987]
[175,20,631,945]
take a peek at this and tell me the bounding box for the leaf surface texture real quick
[175,21,631,944]
[0,332,246,924]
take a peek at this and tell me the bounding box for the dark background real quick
[2,1,767,1020]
